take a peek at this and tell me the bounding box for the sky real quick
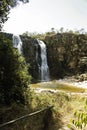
[3,0,87,35]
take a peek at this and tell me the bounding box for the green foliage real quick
[72,99,87,129]
[0,34,31,105]
[0,0,29,30]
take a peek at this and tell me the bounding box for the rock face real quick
[21,36,40,81]
[0,32,87,82]
[44,33,87,79]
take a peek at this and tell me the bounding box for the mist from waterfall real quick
[37,39,49,82]
[12,35,22,54]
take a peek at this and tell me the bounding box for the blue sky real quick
[3,0,87,34]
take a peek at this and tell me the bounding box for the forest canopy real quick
[0,34,31,105]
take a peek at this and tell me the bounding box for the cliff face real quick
[0,32,87,81]
[44,33,87,78]
[21,36,41,81]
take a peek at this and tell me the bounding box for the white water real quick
[37,39,49,81]
[12,35,22,54]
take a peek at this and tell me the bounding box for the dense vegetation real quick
[0,0,31,106]
[1,88,87,130]
[0,33,31,105]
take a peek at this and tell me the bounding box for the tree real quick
[59,27,64,33]
[0,0,29,30]
[79,28,85,34]
[0,34,31,105]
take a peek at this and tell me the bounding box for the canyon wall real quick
[0,32,87,81]
[44,33,87,79]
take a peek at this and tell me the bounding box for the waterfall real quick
[12,35,22,54]
[37,39,49,81]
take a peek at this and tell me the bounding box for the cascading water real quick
[12,35,22,54]
[37,39,49,81]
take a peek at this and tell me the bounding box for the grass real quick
[30,80,87,129]
[31,90,87,130]
[1,80,87,130]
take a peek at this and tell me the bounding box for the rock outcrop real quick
[0,32,87,82]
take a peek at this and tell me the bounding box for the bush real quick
[0,34,31,105]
